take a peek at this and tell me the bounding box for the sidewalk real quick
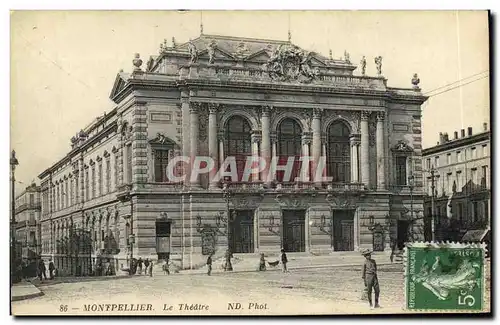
[31,274,132,287]
[11,281,44,302]
[179,252,402,275]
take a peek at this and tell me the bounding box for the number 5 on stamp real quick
[404,242,486,311]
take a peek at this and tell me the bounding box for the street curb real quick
[180,261,402,275]
[11,290,45,302]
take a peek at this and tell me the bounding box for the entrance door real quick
[156,221,171,258]
[397,220,410,250]
[282,210,306,252]
[333,210,355,251]
[228,210,254,253]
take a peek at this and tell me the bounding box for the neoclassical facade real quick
[39,33,427,274]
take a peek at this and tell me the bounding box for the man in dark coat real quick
[361,249,380,309]
[206,253,213,276]
[48,259,55,279]
[280,249,288,273]
[38,259,47,281]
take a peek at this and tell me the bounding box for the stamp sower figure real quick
[259,253,266,271]
[280,249,288,273]
[207,252,213,276]
[48,259,55,279]
[362,249,380,309]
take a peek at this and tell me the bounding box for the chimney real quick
[443,133,449,142]
[439,132,444,144]
[483,122,488,131]
[461,129,465,138]
[467,127,473,136]
[454,131,458,140]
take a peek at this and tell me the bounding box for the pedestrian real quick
[48,259,55,280]
[144,258,150,276]
[162,259,170,275]
[280,248,288,273]
[259,253,266,271]
[147,260,153,277]
[390,240,397,263]
[224,249,233,271]
[137,258,143,275]
[361,248,380,309]
[38,259,47,281]
[207,252,213,276]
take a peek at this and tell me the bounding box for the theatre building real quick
[39,33,427,274]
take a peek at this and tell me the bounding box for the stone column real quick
[260,107,271,186]
[270,133,277,183]
[301,134,311,182]
[312,108,322,186]
[322,137,327,180]
[251,132,261,182]
[360,111,370,187]
[181,95,191,185]
[190,102,200,188]
[208,103,219,188]
[350,136,360,183]
[376,112,386,190]
[218,132,225,175]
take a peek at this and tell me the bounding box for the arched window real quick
[327,121,351,182]
[225,116,252,182]
[277,118,302,182]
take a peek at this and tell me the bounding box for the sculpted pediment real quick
[109,71,130,102]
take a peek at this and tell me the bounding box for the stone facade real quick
[39,34,427,274]
[422,125,491,241]
[14,183,41,261]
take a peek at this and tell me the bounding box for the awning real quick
[461,229,490,242]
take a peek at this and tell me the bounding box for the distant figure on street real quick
[280,249,288,273]
[162,259,170,275]
[144,258,150,276]
[38,259,47,281]
[361,248,380,309]
[48,259,55,279]
[390,240,398,263]
[224,249,233,271]
[137,258,143,275]
[259,253,266,271]
[207,253,213,276]
[147,260,153,277]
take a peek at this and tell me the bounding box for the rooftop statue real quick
[412,73,421,88]
[374,56,383,76]
[187,40,198,64]
[207,40,217,64]
[360,56,366,76]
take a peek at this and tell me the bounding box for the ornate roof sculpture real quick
[264,44,319,83]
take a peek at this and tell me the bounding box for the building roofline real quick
[423,130,490,156]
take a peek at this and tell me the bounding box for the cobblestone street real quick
[12,264,411,315]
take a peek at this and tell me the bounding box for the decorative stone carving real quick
[264,44,319,83]
[300,111,312,131]
[159,39,168,54]
[149,133,177,146]
[361,110,371,121]
[189,101,202,113]
[208,102,220,114]
[412,73,420,89]
[132,53,143,71]
[235,42,249,58]
[313,108,324,118]
[376,111,385,121]
[374,56,383,76]
[187,40,198,64]
[274,193,313,208]
[344,50,351,63]
[329,49,333,60]
[360,56,366,76]
[392,140,414,153]
[326,193,355,208]
[171,37,176,49]
[198,104,209,142]
[146,56,154,72]
[368,116,377,147]
[207,40,217,64]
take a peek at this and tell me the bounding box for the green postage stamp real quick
[405,242,486,312]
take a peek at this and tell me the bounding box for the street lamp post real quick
[222,185,232,250]
[408,174,415,241]
[430,166,437,242]
[10,150,19,286]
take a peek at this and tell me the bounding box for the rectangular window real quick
[154,149,170,182]
[126,144,132,183]
[471,147,477,159]
[65,179,69,207]
[75,174,80,203]
[29,212,35,223]
[395,156,407,186]
[98,163,103,197]
[481,165,488,188]
[69,179,73,206]
[482,144,488,157]
[92,167,96,199]
[434,156,439,168]
[106,159,111,193]
[426,158,431,170]
[471,168,477,186]
[446,154,451,165]
[85,170,89,201]
[446,173,452,194]
[114,153,119,188]
[456,171,462,190]
[456,151,461,163]
[29,194,34,205]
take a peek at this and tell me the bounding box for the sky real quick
[10,10,490,191]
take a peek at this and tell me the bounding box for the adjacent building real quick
[422,124,491,241]
[39,33,427,276]
[14,183,42,262]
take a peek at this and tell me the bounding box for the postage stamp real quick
[405,242,486,312]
